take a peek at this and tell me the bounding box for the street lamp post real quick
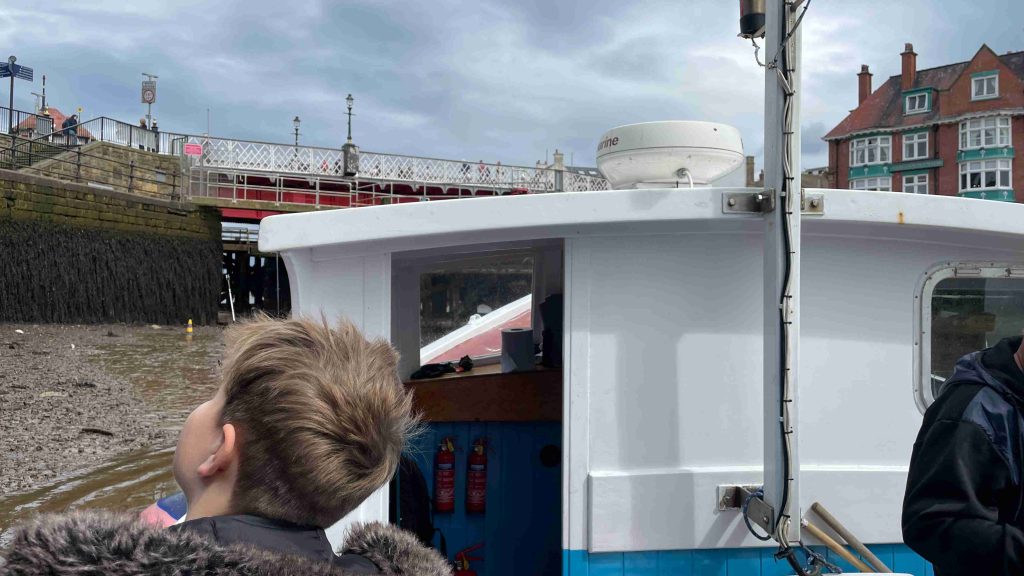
[342,94,359,176]
[293,115,301,146]
[345,94,354,143]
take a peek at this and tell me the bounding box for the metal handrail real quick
[190,167,514,208]
[0,105,55,137]
[0,134,180,199]
[17,113,610,194]
[181,135,610,193]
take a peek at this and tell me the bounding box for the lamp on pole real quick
[293,115,301,146]
[345,93,354,143]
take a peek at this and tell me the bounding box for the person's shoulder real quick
[927,381,989,423]
[341,522,451,576]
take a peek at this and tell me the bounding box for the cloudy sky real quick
[1,0,1022,170]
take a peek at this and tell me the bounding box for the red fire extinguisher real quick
[453,543,484,576]
[466,438,487,514]
[434,437,456,513]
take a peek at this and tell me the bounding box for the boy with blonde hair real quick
[1,316,449,575]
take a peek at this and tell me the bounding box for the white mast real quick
[762,0,802,545]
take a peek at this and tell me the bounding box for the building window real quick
[959,159,1012,192]
[972,73,999,100]
[903,132,928,160]
[959,117,1011,150]
[850,177,892,191]
[849,135,891,166]
[917,264,1024,410]
[905,93,928,114]
[903,173,928,194]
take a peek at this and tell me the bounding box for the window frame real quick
[915,262,1024,412]
[959,159,1012,193]
[416,250,536,366]
[849,176,892,191]
[959,117,1011,150]
[903,173,928,194]
[905,93,928,115]
[972,73,999,101]
[849,135,892,167]
[903,131,929,161]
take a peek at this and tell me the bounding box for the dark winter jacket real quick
[0,511,452,575]
[170,514,381,573]
[903,336,1024,576]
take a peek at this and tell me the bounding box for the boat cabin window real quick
[419,253,533,365]
[921,264,1024,408]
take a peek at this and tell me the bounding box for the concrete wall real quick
[0,169,222,324]
[22,141,185,201]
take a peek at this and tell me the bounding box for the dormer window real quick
[905,92,929,115]
[972,71,999,100]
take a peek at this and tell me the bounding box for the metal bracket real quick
[723,190,824,215]
[801,192,825,214]
[723,189,775,214]
[717,484,776,535]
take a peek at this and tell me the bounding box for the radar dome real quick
[596,121,745,189]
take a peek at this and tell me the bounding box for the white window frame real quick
[903,173,928,194]
[959,117,1011,150]
[905,93,928,114]
[849,177,892,191]
[903,132,929,160]
[959,159,1012,192]
[916,263,1024,411]
[972,74,999,100]
[849,135,892,167]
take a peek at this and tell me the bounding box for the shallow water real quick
[0,329,220,543]
[95,330,221,422]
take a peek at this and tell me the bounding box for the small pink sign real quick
[183,143,203,157]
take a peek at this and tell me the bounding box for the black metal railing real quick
[0,135,181,200]
[0,105,55,137]
[24,115,189,155]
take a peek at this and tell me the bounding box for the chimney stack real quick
[901,43,917,91]
[746,156,756,186]
[552,149,565,171]
[858,65,873,105]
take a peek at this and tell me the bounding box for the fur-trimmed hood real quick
[0,511,451,575]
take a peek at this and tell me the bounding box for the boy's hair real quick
[219,315,417,527]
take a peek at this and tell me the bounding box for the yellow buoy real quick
[186,318,193,334]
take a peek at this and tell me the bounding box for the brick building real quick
[825,44,1024,202]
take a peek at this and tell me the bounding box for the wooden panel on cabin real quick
[405,364,561,422]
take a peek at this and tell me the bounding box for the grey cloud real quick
[1,0,1023,173]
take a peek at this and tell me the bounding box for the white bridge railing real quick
[179,135,610,194]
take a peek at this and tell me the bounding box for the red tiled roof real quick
[825,46,1024,140]
[15,107,94,139]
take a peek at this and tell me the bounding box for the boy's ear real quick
[197,423,238,478]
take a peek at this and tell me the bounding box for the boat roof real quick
[259,188,1024,255]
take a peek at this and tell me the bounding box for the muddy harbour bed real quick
[0,323,224,544]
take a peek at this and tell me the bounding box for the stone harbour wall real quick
[22,141,185,201]
[0,169,222,324]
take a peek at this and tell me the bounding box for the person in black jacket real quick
[903,335,1024,575]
